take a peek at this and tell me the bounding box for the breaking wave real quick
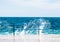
[0,17,60,35]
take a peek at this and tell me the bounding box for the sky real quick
[0,0,60,17]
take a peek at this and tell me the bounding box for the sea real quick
[0,17,60,42]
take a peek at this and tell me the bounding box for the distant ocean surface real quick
[0,17,60,35]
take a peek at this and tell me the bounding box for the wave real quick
[0,17,60,35]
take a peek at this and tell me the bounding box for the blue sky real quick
[0,0,60,17]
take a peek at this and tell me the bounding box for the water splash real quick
[0,17,60,35]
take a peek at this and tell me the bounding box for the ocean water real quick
[0,17,60,35]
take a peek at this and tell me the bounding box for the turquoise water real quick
[0,17,60,35]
